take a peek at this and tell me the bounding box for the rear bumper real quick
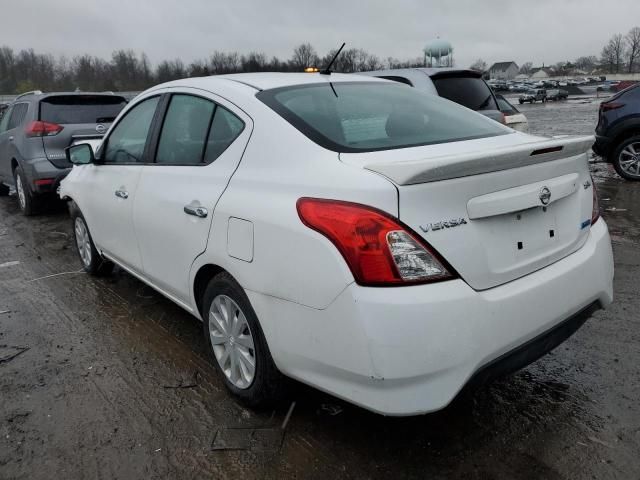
[21,158,71,194]
[592,135,612,158]
[248,219,614,416]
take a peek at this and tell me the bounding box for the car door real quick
[0,104,13,182]
[0,104,28,181]
[133,90,251,304]
[77,95,161,273]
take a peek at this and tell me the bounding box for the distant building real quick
[488,61,519,80]
[530,67,554,79]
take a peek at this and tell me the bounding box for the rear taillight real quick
[591,178,600,225]
[296,198,456,286]
[600,102,624,112]
[25,121,63,137]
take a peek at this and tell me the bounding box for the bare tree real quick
[601,34,626,73]
[290,43,318,70]
[469,58,487,72]
[519,62,533,75]
[626,27,640,73]
[574,55,598,72]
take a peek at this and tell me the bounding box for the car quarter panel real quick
[189,99,399,315]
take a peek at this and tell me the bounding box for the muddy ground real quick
[1,98,639,479]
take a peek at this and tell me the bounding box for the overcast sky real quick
[2,0,639,68]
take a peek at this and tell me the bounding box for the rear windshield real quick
[432,76,499,111]
[257,82,508,153]
[496,95,519,115]
[40,95,127,124]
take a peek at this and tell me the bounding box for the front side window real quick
[103,96,159,163]
[258,82,508,153]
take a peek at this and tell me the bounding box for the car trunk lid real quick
[340,134,595,290]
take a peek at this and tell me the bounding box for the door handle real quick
[115,189,128,199]
[184,204,208,218]
[8,136,13,141]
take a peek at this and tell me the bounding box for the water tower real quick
[424,38,453,67]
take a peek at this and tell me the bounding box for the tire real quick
[13,165,39,216]
[612,134,640,181]
[0,183,9,196]
[69,203,114,275]
[519,99,524,105]
[201,272,286,408]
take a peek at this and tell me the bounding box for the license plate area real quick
[511,205,558,257]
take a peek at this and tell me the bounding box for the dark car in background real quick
[519,89,547,104]
[0,91,127,214]
[358,68,505,124]
[593,83,640,180]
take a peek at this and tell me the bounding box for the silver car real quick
[358,68,505,124]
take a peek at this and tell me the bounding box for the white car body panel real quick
[59,73,614,415]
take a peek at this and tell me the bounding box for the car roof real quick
[217,72,387,91]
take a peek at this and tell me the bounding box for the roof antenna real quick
[320,43,346,75]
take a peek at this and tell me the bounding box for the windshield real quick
[40,95,127,124]
[258,82,508,153]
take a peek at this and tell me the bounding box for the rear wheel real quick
[519,99,524,105]
[612,135,640,181]
[70,204,114,275]
[202,272,286,408]
[13,166,38,216]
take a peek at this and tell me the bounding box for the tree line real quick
[0,43,424,94]
[468,26,640,76]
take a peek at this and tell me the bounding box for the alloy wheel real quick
[74,217,92,267]
[208,294,256,389]
[618,142,640,178]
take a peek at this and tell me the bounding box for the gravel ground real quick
[1,97,639,479]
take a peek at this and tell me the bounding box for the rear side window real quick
[156,95,215,165]
[103,96,159,163]
[40,95,127,124]
[7,103,29,129]
[496,95,519,115]
[258,82,507,153]
[155,94,245,165]
[432,76,498,111]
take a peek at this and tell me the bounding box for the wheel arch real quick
[193,263,229,317]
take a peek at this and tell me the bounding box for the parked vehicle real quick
[61,73,614,416]
[0,91,127,214]
[593,83,640,180]
[519,89,547,104]
[546,89,569,101]
[495,94,528,131]
[357,68,505,124]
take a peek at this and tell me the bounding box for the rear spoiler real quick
[363,135,594,185]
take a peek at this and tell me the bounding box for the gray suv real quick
[0,91,127,215]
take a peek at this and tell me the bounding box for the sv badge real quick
[419,218,467,233]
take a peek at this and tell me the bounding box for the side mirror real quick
[66,143,95,165]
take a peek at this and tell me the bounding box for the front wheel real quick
[612,135,640,181]
[70,204,114,275]
[13,166,38,215]
[202,272,286,408]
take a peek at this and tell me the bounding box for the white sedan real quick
[60,73,614,416]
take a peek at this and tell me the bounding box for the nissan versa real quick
[59,73,614,416]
